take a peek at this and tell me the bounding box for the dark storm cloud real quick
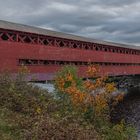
[87,0,139,6]
[0,0,140,47]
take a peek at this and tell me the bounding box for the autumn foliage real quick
[55,64,124,120]
[54,64,137,139]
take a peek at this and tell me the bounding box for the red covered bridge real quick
[0,20,140,81]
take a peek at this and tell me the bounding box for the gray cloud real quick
[0,0,140,47]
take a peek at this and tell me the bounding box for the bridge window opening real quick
[73,43,77,48]
[51,61,55,65]
[63,61,66,65]
[99,63,103,66]
[54,61,57,65]
[83,62,87,65]
[27,60,31,65]
[55,61,59,65]
[59,41,65,47]
[44,60,50,65]
[85,45,89,50]
[24,36,31,43]
[39,60,44,65]
[56,61,60,65]
[49,61,54,65]
[25,60,32,65]
[31,60,38,65]
[78,62,81,65]
[80,62,83,65]
[105,48,107,52]
[1,33,9,40]
[59,61,64,65]
[49,60,53,65]
[19,59,140,68]
[43,40,49,46]
[95,47,98,51]
[19,59,25,65]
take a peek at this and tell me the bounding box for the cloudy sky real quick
[0,0,140,46]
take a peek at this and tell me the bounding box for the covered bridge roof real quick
[0,20,139,50]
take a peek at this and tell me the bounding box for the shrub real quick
[54,64,137,140]
[0,67,101,140]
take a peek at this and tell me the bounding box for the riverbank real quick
[111,87,140,139]
[0,66,137,140]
